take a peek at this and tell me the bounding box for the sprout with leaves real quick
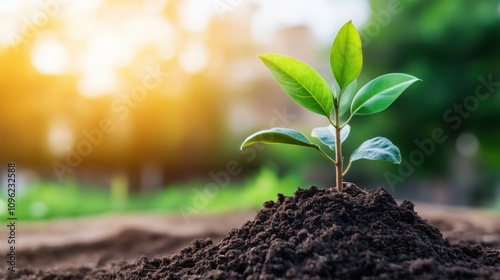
[241,21,420,192]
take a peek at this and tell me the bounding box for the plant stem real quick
[342,160,352,177]
[334,103,343,192]
[315,146,336,166]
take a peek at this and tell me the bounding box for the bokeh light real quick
[31,35,68,75]
[2,0,499,211]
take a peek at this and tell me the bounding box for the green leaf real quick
[311,124,350,151]
[339,79,357,119]
[241,128,317,150]
[350,137,401,163]
[351,73,420,115]
[332,86,338,107]
[259,54,333,118]
[330,20,363,88]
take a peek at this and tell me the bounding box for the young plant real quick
[240,21,421,192]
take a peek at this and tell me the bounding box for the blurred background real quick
[1,0,500,220]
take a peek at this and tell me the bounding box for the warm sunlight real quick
[48,121,74,157]
[0,1,30,46]
[3,0,370,97]
[76,30,132,97]
[77,68,119,99]
[1,0,371,178]
[31,35,69,75]
[179,0,213,32]
[179,40,209,73]
[0,1,21,14]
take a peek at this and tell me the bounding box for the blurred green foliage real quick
[0,168,301,221]
[363,0,500,172]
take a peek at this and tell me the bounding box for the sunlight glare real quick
[64,0,103,16]
[121,15,176,54]
[156,40,177,61]
[31,36,69,75]
[179,40,209,74]
[0,1,22,14]
[78,70,119,98]
[179,0,212,33]
[48,121,74,156]
[144,0,169,13]
[81,30,134,71]
[76,30,132,97]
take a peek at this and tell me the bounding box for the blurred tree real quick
[357,0,500,198]
[0,0,261,190]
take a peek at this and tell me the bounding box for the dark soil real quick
[4,184,500,279]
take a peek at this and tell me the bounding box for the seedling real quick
[241,21,421,192]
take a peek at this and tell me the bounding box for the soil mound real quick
[123,184,500,279]
[4,184,499,279]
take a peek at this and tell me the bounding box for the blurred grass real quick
[0,168,303,221]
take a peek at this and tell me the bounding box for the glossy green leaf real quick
[330,21,363,88]
[259,54,333,118]
[332,86,338,107]
[241,128,317,150]
[339,79,357,118]
[350,137,401,163]
[351,73,420,115]
[311,124,350,151]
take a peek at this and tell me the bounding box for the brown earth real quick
[1,184,500,279]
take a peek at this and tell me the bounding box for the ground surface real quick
[1,186,500,279]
